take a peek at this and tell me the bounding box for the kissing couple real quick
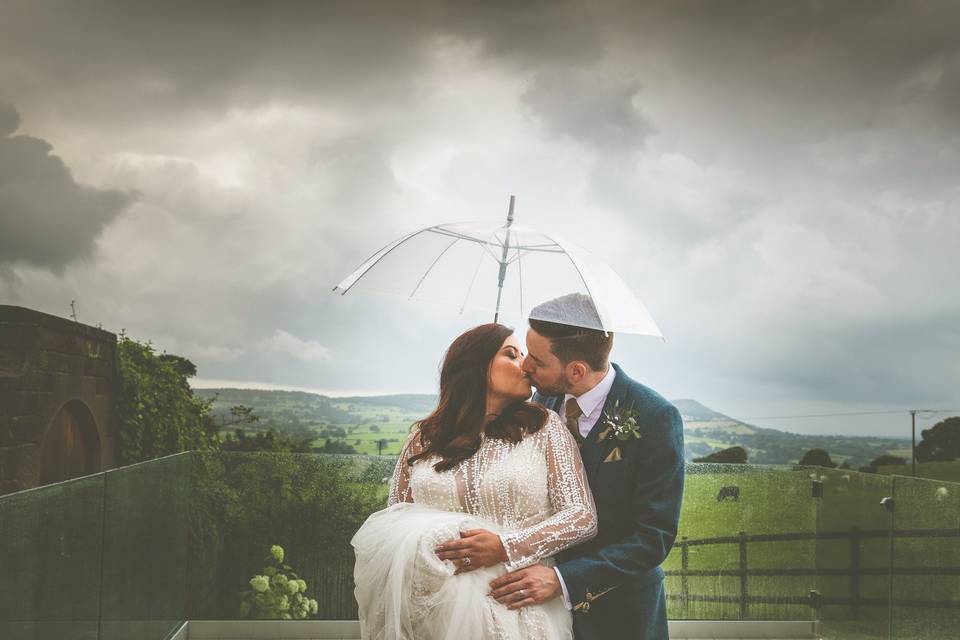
[352,293,685,639]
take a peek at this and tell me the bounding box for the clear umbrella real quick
[333,196,663,337]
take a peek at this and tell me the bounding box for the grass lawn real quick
[661,465,960,635]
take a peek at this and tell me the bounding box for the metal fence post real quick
[680,536,689,617]
[738,531,748,619]
[849,525,861,619]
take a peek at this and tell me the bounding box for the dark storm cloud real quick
[0,1,433,129]
[521,70,654,152]
[0,1,957,432]
[0,103,134,272]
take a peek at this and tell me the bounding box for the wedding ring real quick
[518,589,526,597]
[463,556,472,566]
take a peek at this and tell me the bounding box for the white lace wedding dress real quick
[351,409,598,640]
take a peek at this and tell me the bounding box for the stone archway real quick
[39,399,102,484]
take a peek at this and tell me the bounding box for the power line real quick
[741,409,960,420]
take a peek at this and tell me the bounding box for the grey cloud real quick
[0,103,19,137]
[521,70,654,152]
[0,1,440,131]
[734,312,960,406]
[1,1,958,434]
[0,104,134,271]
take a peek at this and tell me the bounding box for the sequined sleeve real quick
[387,429,422,506]
[499,411,598,571]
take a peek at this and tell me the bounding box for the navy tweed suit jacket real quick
[533,363,685,639]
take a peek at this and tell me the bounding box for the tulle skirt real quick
[351,502,572,640]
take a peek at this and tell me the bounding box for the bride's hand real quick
[435,529,508,574]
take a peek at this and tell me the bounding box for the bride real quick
[351,323,598,640]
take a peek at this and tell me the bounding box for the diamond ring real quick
[463,556,472,566]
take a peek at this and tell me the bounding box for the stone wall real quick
[0,305,118,495]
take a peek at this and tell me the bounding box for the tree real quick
[870,454,907,467]
[222,428,313,453]
[694,446,747,464]
[315,439,358,455]
[376,438,390,456]
[799,448,837,468]
[916,417,960,462]
[116,334,219,464]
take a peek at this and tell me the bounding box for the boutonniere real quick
[597,399,642,442]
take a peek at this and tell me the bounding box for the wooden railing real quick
[666,527,960,619]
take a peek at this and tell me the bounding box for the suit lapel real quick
[534,364,632,483]
[581,363,631,484]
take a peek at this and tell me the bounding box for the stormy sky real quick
[1,1,958,437]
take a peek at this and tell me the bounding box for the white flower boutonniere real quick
[597,399,642,442]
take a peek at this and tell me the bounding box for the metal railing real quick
[1,454,958,640]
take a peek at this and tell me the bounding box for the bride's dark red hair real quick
[408,323,547,472]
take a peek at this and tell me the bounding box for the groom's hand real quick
[489,565,561,610]
[435,529,507,574]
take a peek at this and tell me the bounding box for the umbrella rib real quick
[429,227,505,247]
[408,237,459,299]
[516,231,524,319]
[428,228,492,243]
[430,227,561,252]
[511,245,566,254]
[560,249,602,326]
[334,226,434,294]
[460,233,495,314]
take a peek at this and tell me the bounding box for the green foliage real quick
[798,448,837,468]
[187,452,388,618]
[240,545,318,620]
[694,445,748,464]
[870,454,907,467]
[917,416,960,462]
[318,438,358,454]
[222,428,314,453]
[116,334,219,465]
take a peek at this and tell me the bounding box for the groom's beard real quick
[532,377,570,397]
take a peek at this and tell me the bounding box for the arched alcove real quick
[39,399,102,484]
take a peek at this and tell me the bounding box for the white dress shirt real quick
[553,365,617,609]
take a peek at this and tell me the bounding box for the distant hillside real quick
[193,387,910,466]
[674,399,731,421]
[193,387,359,424]
[335,394,438,413]
[679,405,910,467]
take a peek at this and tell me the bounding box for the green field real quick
[662,465,960,638]
[873,460,960,483]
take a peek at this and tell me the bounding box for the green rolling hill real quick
[194,388,917,466]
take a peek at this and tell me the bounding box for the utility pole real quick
[911,409,917,477]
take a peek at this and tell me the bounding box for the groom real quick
[489,293,685,639]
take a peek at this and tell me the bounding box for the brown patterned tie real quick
[565,397,584,446]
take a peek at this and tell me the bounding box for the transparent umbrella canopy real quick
[333,197,663,336]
